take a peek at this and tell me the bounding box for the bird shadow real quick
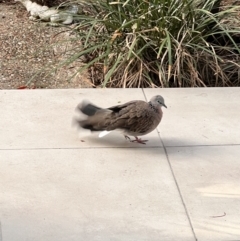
[160,136,209,148]
[77,130,163,149]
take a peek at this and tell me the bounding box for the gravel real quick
[0,2,92,89]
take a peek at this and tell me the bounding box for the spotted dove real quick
[74,95,167,144]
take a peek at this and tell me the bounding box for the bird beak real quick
[163,104,167,108]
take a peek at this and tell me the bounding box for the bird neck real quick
[148,102,158,113]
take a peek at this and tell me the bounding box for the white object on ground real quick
[15,0,78,26]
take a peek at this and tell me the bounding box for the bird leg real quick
[124,135,148,144]
[124,135,132,141]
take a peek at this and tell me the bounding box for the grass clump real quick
[67,0,240,87]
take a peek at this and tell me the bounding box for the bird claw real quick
[132,137,148,144]
[124,135,148,144]
[124,135,131,141]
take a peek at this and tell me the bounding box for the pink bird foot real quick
[124,135,148,144]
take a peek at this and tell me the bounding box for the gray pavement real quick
[0,88,240,241]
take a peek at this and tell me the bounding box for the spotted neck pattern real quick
[148,102,158,113]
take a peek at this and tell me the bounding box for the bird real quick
[74,95,167,144]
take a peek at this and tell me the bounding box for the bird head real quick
[150,95,167,108]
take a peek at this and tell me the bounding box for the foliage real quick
[66,0,240,87]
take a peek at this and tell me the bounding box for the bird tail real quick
[77,100,102,117]
[74,100,110,132]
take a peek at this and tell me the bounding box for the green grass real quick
[63,0,240,87]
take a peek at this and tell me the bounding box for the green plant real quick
[65,0,240,87]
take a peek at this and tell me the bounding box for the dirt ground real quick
[0,1,92,89]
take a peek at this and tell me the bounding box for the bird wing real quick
[105,100,157,134]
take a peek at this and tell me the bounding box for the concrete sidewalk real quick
[0,88,240,241]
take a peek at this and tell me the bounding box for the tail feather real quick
[77,100,102,116]
[74,100,110,132]
[99,130,112,138]
[75,119,105,132]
